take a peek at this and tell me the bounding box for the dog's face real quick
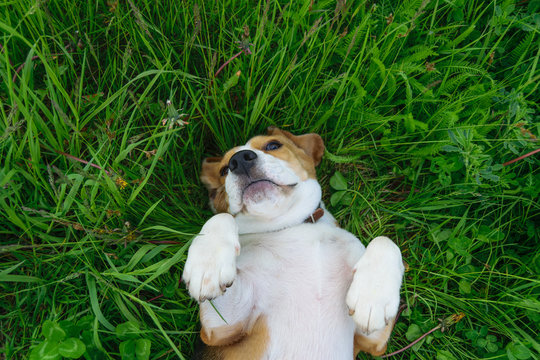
[201,127,325,233]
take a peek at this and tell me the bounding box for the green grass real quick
[0,0,539,359]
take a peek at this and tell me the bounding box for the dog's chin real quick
[243,180,279,202]
[234,178,322,234]
[242,180,290,216]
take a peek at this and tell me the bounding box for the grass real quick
[0,0,538,359]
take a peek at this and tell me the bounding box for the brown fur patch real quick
[200,151,238,213]
[267,126,325,166]
[211,187,229,213]
[220,316,269,360]
[199,317,269,360]
[201,157,224,190]
[201,321,246,347]
[247,134,316,180]
[353,318,395,357]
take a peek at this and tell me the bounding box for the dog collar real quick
[304,206,324,223]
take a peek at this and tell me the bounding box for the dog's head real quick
[200,127,325,233]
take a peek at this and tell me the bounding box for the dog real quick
[182,127,404,359]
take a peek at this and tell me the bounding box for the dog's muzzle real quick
[229,150,257,176]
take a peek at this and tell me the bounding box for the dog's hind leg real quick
[353,317,396,357]
[198,274,257,346]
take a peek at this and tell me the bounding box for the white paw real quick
[182,213,240,302]
[346,237,404,334]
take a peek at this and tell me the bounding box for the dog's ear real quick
[200,157,223,190]
[201,157,230,213]
[267,126,325,166]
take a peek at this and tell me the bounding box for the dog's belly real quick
[238,223,358,359]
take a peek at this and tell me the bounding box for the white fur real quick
[182,143,405,359]
[234,178,322,234]
[182,213,240,302]
[346,236,404,334]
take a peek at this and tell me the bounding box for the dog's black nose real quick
[229,150,257,176]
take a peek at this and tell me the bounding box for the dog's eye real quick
[220,166,229,176]
[264,141,282,151]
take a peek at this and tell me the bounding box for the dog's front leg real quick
[346,236,404,356]
[183,213,256,346]
[183,213,240,302]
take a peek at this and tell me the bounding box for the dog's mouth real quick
[241,179,297,202]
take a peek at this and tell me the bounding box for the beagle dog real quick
[183,127,404,359]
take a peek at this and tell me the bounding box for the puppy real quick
[183,127,404,359]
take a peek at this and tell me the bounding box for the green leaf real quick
[412,337,426,352]
[464,329,478,340]
[405,324,422,341]
[75,315,94,333]
[451,8,464,22]
[85,345,105,360]
[448,129,459,145]
[0,261,43,283]
[29,346,40,360]
[477,338,487,347]
[340,193,353,205]
[120,339,136,360]
[329,172,348,190]
[58,320,77,338]
[116,321,140,340]
[437,350,457,360]
[137,199,163,227]
[458,279,472,294]
[440,171,452,186]
[223,70,241,92]
[448,236,472,251]
[413,119,428,131]
[135,338,151,360]
[42,320,66,342]
[162,281,177,298]
[58,338,86,358]
[506,343,532,359]
[486,341,498,352]
[86,273,115,331]
[29,341,61,360]
[441,145,460,152]
[404,113,415,133]
[433,229,452,244]
[479,325,488,337]
[330,191,345,207]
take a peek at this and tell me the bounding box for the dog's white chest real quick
[237,223,360,359]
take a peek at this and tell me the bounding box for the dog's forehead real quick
[246,135,283,148]
[246,134,299,152]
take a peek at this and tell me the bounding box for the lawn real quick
[0,0,538,359]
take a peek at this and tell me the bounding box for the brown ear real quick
[267,126,325,166]
[200,157,223,190]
